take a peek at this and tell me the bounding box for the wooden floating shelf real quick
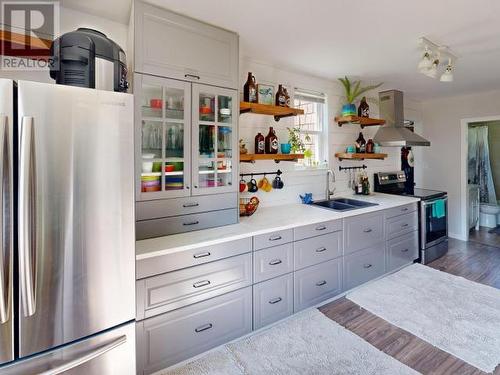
[335,115,385,128]
[240,153,304,163]
[335,152,388,161]
[240,102,304,121]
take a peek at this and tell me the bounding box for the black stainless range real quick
[374,171,448,264]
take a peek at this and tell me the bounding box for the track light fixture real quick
[417,37,457,83]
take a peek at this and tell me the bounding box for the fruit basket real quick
[239,196,260,217]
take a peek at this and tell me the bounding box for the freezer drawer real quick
[136,287,252,374]
[0,321,135,375]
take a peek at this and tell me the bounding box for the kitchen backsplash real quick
[238,58,423,207]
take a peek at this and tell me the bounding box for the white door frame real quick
[460,115,500,241]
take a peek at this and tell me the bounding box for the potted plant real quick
[338,76,383,117]
[287,127,309,153]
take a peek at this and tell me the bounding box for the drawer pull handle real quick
[401,207,409,211]
[401,223,409,228]
[193,280,211,288]
[363,228,373,233]
[316,280,327,286]
[193,252,211,259]
[315,225,327,231]
[401,248,409,252]
[269,235,282,241]
[363,264,373,269]
[269,259,282,266]
[315,247,327,253]
[268,297,282,305]
[185,74,201,80]
[183,221,200,226]
[183,202,199,208]
[195,323,213,333]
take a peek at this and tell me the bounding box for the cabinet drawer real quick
[136,208,238,240]
[385,203,417,219]
[294,258,342,312]
[294,219,342,241]
[136,287,252,374]
[253,274,293,330]
[136,193,237,221]
[254,243,293,283]
[386,210,418,240]
[254,229,293,250]
[136,237,252,279]
[343,212,385,255]
[294,231,342,270]
[343,243,385,291]
[387,231,419,272]
[136,253,252,320]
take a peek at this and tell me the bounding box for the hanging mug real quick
[239,178,248,193]
[247,178,258,192]
[272,176,284,189]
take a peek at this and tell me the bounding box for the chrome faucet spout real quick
[326,169,335,200]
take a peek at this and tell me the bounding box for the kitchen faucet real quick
[326,169,336,200]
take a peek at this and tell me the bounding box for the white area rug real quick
[347,263,500,373]
[163,309,418,375]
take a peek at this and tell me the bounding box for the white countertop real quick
[136,193,420,261]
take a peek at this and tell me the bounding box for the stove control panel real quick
[374,171,406,185]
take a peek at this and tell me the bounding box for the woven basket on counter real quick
[239,197,260,217]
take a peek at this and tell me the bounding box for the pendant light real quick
[417,46,432,72]
[440,59,453,82]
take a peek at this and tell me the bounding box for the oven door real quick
[420,196,448,249]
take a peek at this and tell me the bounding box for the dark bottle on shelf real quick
[358,96,370,117]
[275,84,287,107]
[355,132,366,153]
[366,138,374,153]
[265,127,278,154]
[255,132,265,154]
[284,88,291,107]
[243,72,257,103]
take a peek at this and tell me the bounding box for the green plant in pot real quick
[287,127,310,153]
[338,76,383,117]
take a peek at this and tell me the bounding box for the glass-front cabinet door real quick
[191,84,238,196]
[135,74,191,200]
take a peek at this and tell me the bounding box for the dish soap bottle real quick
[265,127,278,154]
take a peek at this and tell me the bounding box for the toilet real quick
[479,202,500,228]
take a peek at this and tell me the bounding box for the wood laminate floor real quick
[469,226,500,249]
[319,238,500,375]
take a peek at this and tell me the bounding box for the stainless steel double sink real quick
[312,198,378,211]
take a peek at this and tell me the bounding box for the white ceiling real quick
[62,0,500,100]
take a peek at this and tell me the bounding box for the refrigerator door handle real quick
[38,335,127,375]
[0,114,12,324]
[19,116,37,317]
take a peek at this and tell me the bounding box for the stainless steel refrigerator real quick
[0,79,136,374]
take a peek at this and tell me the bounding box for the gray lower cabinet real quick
[293,258,342,312]
[136,237,252,279]
[294,231,342,270]
[136,253,252,319]
[253,229,293,250]
[136,208,238,240]
[386,211,418,240]
[343,212,385,255]
[253,273,294,330]
[136,287,252,375]
[386,231,419,272]
[293,219,342,241]
[253,243,294,283]
[343,243,386,290]
[385,202,417,219]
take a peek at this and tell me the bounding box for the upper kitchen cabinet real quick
[133,0,239,89]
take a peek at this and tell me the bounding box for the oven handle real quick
[421,195,448,206]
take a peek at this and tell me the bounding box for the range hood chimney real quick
[373,90,430,147]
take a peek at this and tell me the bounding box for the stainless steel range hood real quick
[373,90,430,147]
